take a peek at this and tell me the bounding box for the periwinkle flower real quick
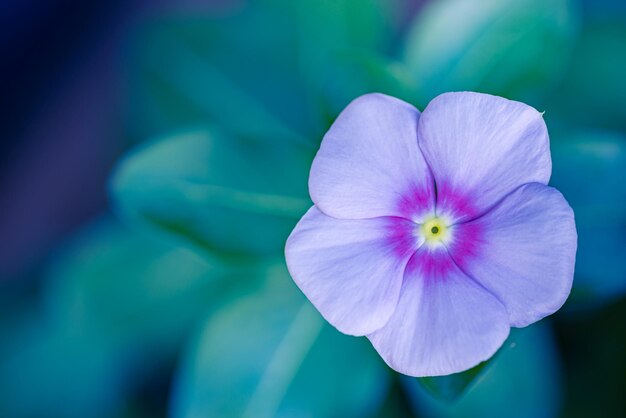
[285,92,577,377]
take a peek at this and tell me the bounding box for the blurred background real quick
[1,0,625,417]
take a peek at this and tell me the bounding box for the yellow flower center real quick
[422,217,448,244]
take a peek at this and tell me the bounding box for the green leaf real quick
[287,0,395,120]
[319,51,420,119]
[128,13,318,147]
[414,328,525,402]
[0,311,127,418]
[4,217,278,417]
[403,0,580,107]
[171,276,390,418]
[550,130,626,306]
[128,0,393,144]
[406,323,562,418]
[417,361,491,403]
[545,20,626,131]
[111,128,313,256]
[44,217,259,359]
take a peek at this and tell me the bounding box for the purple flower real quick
[285,92,577,377]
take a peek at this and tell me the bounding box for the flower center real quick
[422,217,449,246]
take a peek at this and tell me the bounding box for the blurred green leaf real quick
[0,217,278,418]
[44,217,259,359]
[417,361,490,403]
[581,0,626,18]
[0,311,127,418]
[415,328,527,402]
[405,323,562,418]
[319,51,419,118]
[171,275,390,418]
[129,13,317,147]
[546,20,626,131]
[289,0,394,120]
[550,131,626,306]
[111,128,312,256]
[129,0,393,144]
[403,0,580,107]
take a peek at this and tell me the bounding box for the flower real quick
[285,92,577,377]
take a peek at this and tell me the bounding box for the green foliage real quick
[320,51,419,118]
[111,128,312,256]
[406,324,562,418]
[550,131,626,305]
[44,218,257,355]
[417,361,490,403]
[0,312,127,418]
[546,20,626,131]
[415,328,528,402]
[403,0,580,106]
[0,218,279,418]
[171,275,390,418]
[128,0,394,144]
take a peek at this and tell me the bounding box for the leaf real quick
[43,217,261,360]
[128,0,393,144]
[417,361,491,403]
[288,0,395,120]
[550,130,626,306]
[318,51,420,119]
[545,20,626,131]
[403,0,580,107]
[414,328,525,402]
[128,14,318,147]
[1,217,278,417]
[0,310,128,418]
[406,323,562,418]
[170,275,390,418]
[110,128,313,256]
[581,0,626,18]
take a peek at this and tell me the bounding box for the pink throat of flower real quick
[388,183,485,279]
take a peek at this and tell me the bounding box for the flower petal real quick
[449,183,577,327]
[310,93,435,220]
[285,206,419,336]
[418,92,551,221]
[368,249,510,377]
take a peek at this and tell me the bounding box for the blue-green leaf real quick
[545,20,626,131]
[403,0,580,106]
[550,131,626,306]
[406,323,562,418]
[128,14,317,147]
[128,0,393,144]
[319,51,419,119]
[1,217,230,418]
[110,128,312,256]
[43,217,256,357]
[1,217,279,417]
[417,360,491,403]
[0,310,128,418]
[171,275,390,418]
[414,328,529,402]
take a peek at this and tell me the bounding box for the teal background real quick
[1,0,625,417]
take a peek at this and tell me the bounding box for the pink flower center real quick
[390,181,486,279]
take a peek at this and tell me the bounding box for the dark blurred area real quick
[1,0,625,417]
[0,0,240,282]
